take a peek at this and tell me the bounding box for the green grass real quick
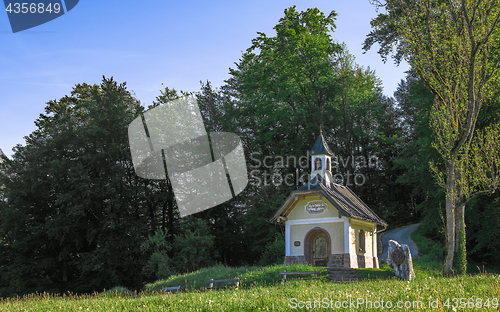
[101,287,136,297]
[144,263,328,293]
[2,227,500,311]
[355,262,394,280]
[2,273,499,311]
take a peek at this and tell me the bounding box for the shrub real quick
[141,228,173,280]
[258,238,285,266]
[172,219,218,273]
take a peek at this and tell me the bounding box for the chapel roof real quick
[270,174,388,227]
[310,132,334,156]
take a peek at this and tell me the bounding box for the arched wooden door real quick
[311,232,329,267]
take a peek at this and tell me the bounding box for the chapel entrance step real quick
[327,268,358,283]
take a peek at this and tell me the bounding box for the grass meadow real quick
[1,227,499,311]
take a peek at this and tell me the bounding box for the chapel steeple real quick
[309,130,333,184]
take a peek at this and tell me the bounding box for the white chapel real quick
[270,132,387,268]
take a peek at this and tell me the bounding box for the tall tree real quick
[223,6,416,266]
[144,85,191,249]
[0,77,152,295]
[367,0,500,275]
[226,6,344,262]
[227,6,342,156]
[195,81,249,266]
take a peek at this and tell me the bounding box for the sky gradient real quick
[0,0,409,157]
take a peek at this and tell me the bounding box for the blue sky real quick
[0,0,409,157]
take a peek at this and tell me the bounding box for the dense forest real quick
[1,4,499,296]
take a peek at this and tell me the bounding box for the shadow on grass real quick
[145,261,420,294]
[355,262,395,281]
[143,263,329,293]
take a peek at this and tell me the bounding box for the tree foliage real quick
[367,0,500,275]
[173,218,217,273]
[141,228,173,280]
[0,77,153,295]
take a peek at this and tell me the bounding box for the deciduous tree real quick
[367,0,500,275]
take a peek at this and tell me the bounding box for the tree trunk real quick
[454,199,466,274]
[443,165,456,275]
[443,195,456,275]
[168,180,174,242]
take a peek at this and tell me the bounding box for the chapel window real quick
[314,158,322,170]
[359,229,365,253]
[315,237,327,258]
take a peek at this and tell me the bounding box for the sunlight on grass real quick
[2,227,500,311]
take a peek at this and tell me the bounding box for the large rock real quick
[388,239,415,280]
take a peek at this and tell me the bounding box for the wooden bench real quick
[279,270,321,281]
[207,278,241,289]
[163,286,180,292]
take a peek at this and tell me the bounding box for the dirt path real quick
[379,223,420,261]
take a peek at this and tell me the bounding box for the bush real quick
[141,228,173,280]
[258,238,285,266]
[172,218,218,273]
